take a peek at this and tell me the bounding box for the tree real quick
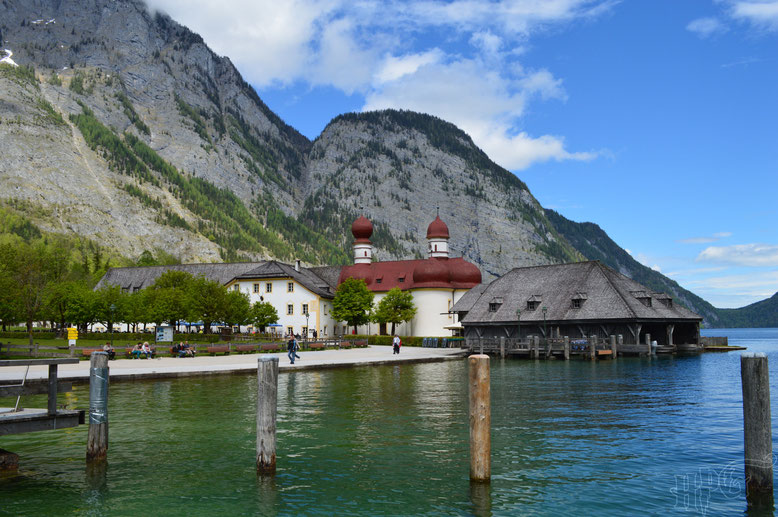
[373,287,417,335]
[144,270,194,328]
[65,282,98,332]
[251,301,278,332]
[93,284,127,333]
[223,290,251,330]
[332,277,374,334]
[188,275,227,333]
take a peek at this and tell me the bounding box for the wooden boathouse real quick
[452,261,703,357]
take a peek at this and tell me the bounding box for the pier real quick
[0,358,84,436]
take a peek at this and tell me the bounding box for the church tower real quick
[351,215,373,264]
[426,215,450,258]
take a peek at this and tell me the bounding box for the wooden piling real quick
[257,356,279,475]
[563,336,570,360]
[610,335,617,359]
[469,354,491,482]
[741,354,773,496]
[589,335,596,360]
[533,336,539,359]
[86,352,109,462]
[499,337,505,358]
[645,333,652,357]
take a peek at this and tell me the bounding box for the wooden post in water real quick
[563,336,570,360]
[610,335,617,359]
[499,337,505,359]
[86,352,109,462]
[589,335,596,360]
[645,333,652,357]
[257,356,279,475]
[741,354,773,497]
[479,337,484,355]
[533,336,539,359]
[469,354,491,482]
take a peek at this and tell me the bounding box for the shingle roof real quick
[95,261,340,298]
[95,263,264,291]
[457,261,702,324]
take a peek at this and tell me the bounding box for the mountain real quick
[0,0,773,327]
[716,293,778,328]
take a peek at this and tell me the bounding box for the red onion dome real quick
[450,260,482,285]
[351,215,373,242]
[413,259,450,284]
[426,216,449,239]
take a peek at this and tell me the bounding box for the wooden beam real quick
[0,382,73,398]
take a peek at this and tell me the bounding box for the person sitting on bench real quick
[131,343,143,359]
[103,342,116,360]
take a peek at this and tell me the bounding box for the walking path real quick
[0,346,467,384]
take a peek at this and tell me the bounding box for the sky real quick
[146,0,778,309]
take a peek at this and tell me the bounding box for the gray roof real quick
[456,261,702,324]
[95,263,264,291]
[96,261,341,298]
[452,283,489,313]
[235,261,339,298]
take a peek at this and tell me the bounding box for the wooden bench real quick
[235,344,258,354]
[307,342,325,350]
[125,347,155,359]
[353,340,367,348]
[81,348,102,357]
[260,343,281,352]
[207,345,230,356]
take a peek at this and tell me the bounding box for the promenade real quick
[0,345,467,384]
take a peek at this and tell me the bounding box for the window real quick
[572,299,582,309]
[398,276,405,283]
[662,299,673,308]
[266,283,272,293]
[302,303,308,315]
[376,278,382,284]
[302,326,308,336]
[233,285,240,292]
[253,283,260,293]
[489,302,499,312]
[323,326,327,336]
[288,282,294,293]
[526,301,538,311]
[287,326,294,336]
[287,304,294,315]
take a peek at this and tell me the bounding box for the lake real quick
[1,328,777,516]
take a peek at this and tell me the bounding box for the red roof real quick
[426,216,450,239]
[338,257,481,292]
[351,215,373,242]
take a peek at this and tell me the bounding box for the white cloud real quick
[677,231,732,244]
[146,0,609,169]
[696,243,778,266]
[730,0,778,30]
[686,17,727,37]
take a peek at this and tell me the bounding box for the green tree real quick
[144,270,194,328]
[251,301,279,332]
[373,287,417,335]
[188,275,227,334]
[332,277,374,334]
[65,282,98,332]
[223,290,251,330]
[93,284,127,334]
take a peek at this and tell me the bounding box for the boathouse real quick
[452,261,702,348]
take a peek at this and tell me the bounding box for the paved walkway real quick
[0,346,467,384]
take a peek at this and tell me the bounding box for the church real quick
[95,214,482,338]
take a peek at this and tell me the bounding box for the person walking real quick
[287,335,301,364]
[392,335,401,355]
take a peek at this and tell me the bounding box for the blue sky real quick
[148,0,777,309]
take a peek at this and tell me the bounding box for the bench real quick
[260,343,281,352]
[235,344,258,354]
[125,347,155,359]
[81,348,102,357]
[206,345,230,356]
[353,340,367,348]
[307,342,325,350]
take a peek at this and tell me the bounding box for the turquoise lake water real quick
[1,328,777,516]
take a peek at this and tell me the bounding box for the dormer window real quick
[489,297,503,312]
[526,301,538,311]
[631,291,652,307]
[398,275,405,283]
[571,292,587,309]
[657,294,673,308]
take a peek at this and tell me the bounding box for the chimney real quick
[295,259,301,272]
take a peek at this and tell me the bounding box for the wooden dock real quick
[466,336,699,359]
[0,358,84,437]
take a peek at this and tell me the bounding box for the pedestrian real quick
[287,335,301,364]
[393,334,401,355]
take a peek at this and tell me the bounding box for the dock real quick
[0,358,85,436]
[466,336,704,359]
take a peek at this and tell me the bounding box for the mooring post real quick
[479,337,483,355]
[533,336,539,359]
[589,335,596,360]
[257,356,279,475]
[741,354,773,498]
[610,335,617,359]
[469,354,491,482]
[86,351,109,463]
[645,333,652,357]
[499,337,505,359]
[563,336,570,360]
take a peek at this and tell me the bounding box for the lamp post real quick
[516,308,521,344]
[109,303,116,347]
[542,306,548,342]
